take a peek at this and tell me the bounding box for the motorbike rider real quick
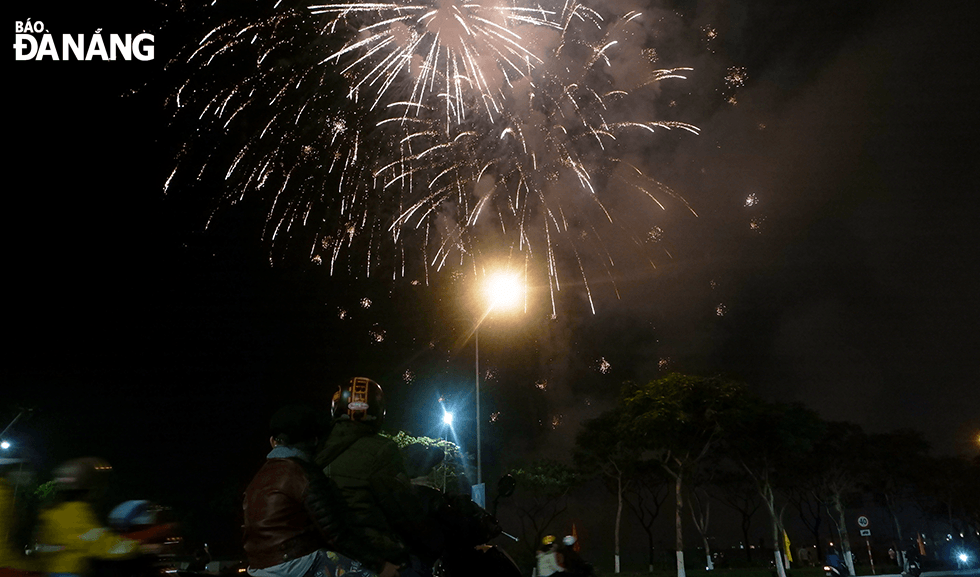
[536,535,564,577]
[557,535,594,577]
[315,378,504,577]
[243,404,399,577]
[34,457,140,577]
[902,539,922,577]
[314,378,426,573]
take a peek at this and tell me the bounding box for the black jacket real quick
[316,422,424,564]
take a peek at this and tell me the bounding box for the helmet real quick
[542,535,556,546]
[53,457,112,493]
[563,535,577,547]
[332,377,385,428]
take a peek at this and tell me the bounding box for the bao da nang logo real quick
[14,20,154,61]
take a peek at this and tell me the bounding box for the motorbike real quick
[823,552,850,577]
[824,563,849,577]
[2,498,212,577]
[401,446,521,577]
[902,548,922,577]
[407,479,521,577]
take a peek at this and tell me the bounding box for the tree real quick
[964,454,980,540]
[506,459,580,563]
[713,468,764,562]
[786,484,826,562]
[386,430,463,491]
[575,410,640,573]
[688,476,715,570]
[864,429,932,566]
[726,400,825,577]
[619,373,750,577]
[624,460,671,572]
[922,455,979,551]
[808,422,869,576]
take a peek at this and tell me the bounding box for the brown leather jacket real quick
[242,456,384,572]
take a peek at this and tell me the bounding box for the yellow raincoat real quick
[36,500,138,575]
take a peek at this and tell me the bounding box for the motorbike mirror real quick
[497,473,517,498]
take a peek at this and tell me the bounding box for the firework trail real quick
[309,0,557,124]
[167,0,700,311]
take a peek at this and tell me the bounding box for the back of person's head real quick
[52,457,112,502]
[269,404,322,447]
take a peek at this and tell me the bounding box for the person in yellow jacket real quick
[35,458,139,577]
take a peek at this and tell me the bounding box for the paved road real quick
[857,570,980,577]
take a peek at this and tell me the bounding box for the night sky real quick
[6,0,979,554]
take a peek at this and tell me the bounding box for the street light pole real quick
[475,325,481,486]
[470,267,522,504]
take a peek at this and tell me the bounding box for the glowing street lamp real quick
[473,268,524,492]
[442,411,454,426]
[482,271,524,312]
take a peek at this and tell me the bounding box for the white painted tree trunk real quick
[835,499,856,576]
[615,472,623,573]
[675,475,686,577]
[774,550,788,577]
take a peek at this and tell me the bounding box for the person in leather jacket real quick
[243,404,400,577]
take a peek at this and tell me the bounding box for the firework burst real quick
[309,0,559,124]
[167,0,701,310]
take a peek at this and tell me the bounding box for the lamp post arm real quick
[1,409,29,440]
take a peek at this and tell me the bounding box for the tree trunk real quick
[615,471,623,573]
[762,482,788,577]
[886,493,905,569]
[834,496,855,575]
[702,526,714,570]
[742,517,753,562]
[771,506,788,577]
[648,533,655,573]
[676,474,686,577]
[774,550,787,577]
[690,490,713,570]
